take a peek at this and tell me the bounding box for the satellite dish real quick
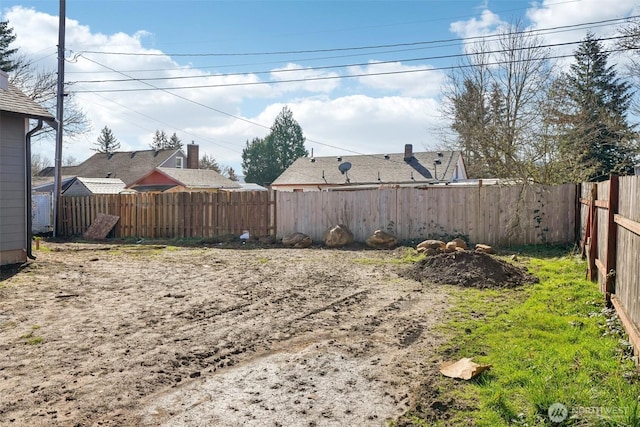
[338,161,352,175]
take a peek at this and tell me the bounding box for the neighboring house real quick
[33,176,126,196]
[127,167,242,192]
[271,144,468,192]
[0,71,56,265]
[39,143,201,186]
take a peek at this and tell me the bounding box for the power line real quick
[71,45,638,94]
[75,15,638,58]
[70,34,636,85]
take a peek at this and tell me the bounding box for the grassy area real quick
[402,246,640,426]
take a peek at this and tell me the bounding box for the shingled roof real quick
[39,149,183,185]
[153,167,242,189]
[0,81,55,121]
[272,147,466,188]
[128,167,242,191]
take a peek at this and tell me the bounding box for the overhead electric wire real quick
[76,15,638,58]
[71,44,639,93]
[70,34,636,85]
[65,13,640,162]
[65,15,635,76]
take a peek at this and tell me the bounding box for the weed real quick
[20,326,43,345]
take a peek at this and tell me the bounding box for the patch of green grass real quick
[409,248,640,426]
[20,325,44,345]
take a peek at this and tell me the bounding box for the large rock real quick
[451,238,468,250]
[282,232,312,248]
[366,230,398,249]
[475,243,494,254]
[323,224,354,248]
[416,239,446,253]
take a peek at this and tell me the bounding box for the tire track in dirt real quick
[0,244,450,426]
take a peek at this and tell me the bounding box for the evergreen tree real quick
[0,21,19,72]
[241,106,308,185]
[199,153,221,172]
[269,106,308,171]
[150,129,169,150]
[242,136,279,186]
[92,126,121,153]
[225,167,239,182]
[167,132,183,150]
[557,33,638,181]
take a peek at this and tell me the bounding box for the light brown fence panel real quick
[275,184,576,245]
[613,176,640,333]
[59,190,273,239]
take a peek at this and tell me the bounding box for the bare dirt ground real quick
[0,241,453,426]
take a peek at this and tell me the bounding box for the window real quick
[175,157,183,169]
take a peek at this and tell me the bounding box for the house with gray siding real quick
[0,71,56,265]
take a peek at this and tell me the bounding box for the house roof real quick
[73,177,127,194]
[0,81,55,121]
[271,150,464,187]
[32,177,126,194]
[129,167,242,190]
[39,149,182,185]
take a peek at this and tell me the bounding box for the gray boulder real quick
[323,224,354,248]
[282,232,312,248]
[366,229,398,249]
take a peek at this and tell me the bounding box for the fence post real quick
[587,184,598,282]
[605,175,619,298]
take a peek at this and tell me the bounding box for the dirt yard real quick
[0,241,454,426]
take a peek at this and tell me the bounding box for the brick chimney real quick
[0,70,8,91]
[187,142,199,169]
[404,144,413,162]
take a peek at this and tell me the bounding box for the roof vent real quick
[384,154,390,160]
[130,151,136,159]
[337,156,342,162]
[310,157,316,163]
[437,152,443,157]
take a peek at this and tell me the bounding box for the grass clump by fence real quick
[403,246,640,426]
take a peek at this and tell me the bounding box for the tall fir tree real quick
[150,129,169,150]
[167,132,183,150]
[92,126,121,153]
[242,106,308,185]
[558,33,637,181]
[0,20,18,72]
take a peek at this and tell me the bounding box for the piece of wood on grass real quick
[83,213,120,240]
[439,357,492,380]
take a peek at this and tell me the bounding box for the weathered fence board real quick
[59,191,274,239]
[276,183,576,245]
[580,175,640,362]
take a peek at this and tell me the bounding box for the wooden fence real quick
[580,175,640,360]
[59,191,274,239]
[276,183,577,246]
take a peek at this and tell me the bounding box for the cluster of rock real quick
[281,224,398,249]
[416,238,493,255]
[280,225,495,254]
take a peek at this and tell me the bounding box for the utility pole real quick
[53,0,65,236]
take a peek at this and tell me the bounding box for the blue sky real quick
[1,0,638,175]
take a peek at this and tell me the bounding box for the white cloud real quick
[269,63,340,94]
[450,9,506,39]
[349,61,444,97]
[4,5,447,176]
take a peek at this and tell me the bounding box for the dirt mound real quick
[401,251,538,289]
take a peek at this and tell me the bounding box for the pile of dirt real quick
[400,251,539,289]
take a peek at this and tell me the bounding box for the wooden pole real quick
[605,175,619,298]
